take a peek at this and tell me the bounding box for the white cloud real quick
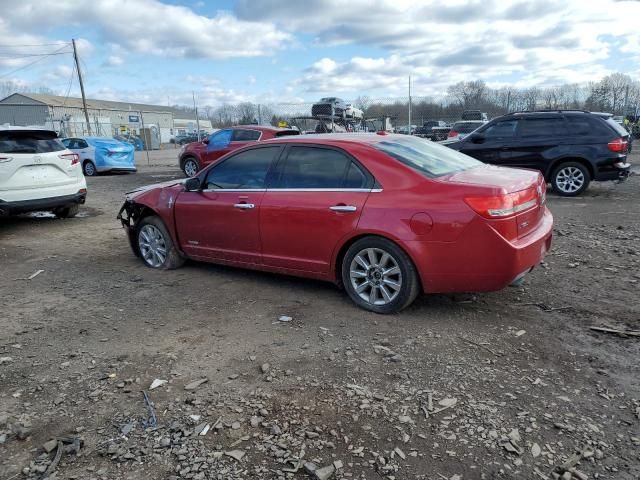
[238,0,640,96]
[2,0,291,59]
[103,55,124,67]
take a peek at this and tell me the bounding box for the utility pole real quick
[408,76,412,135]
[72,38,91,135]
[192,91,201,141]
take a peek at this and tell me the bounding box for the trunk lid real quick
[444,165,546,240]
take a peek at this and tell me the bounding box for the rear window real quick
[374,136,481,178]
[453,122,482,133]
[275,129,300,137]
[605,118,629,137]
[0,130,65,154]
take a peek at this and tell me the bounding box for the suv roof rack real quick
[510,109,590,115]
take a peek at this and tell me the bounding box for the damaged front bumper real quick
[116,200,142,256]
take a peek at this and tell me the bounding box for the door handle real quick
[329,205,357,212]
[234,203,255,209]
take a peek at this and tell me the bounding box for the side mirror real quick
[202,138,209,144]
[469,133,485,144]
[184,177,201,191]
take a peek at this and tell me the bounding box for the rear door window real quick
[232,129,261,142]
[518,117,567,137]
[272,146,371,189]
[0,130,65,153]
[453,122,482,134]
[204,146,280,189]
[605,118,629,137]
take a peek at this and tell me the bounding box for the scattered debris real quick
[589,325,640,338]
[149,379,167,390]
[184,378,208,390]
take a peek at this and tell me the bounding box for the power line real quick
[0,52,72,58]
[0,45,70,80]
[0,42,71,48]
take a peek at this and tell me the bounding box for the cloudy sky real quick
[1,0,639,106]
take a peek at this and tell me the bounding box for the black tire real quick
[53,204,79,219]
[551,161,590,197]
[182,157,200,177]
[83,160,97,177]
[136,216,185,270]
[341,236,420,313]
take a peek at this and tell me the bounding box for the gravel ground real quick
[0,150,639,480]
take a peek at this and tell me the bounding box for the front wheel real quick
[342,237,420,313]
[551,162,590,196]
[182,157,200,177]
[136,216,185,269]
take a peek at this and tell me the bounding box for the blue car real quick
[62,137,136,176]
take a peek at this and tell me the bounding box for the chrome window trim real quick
[201,188,267,193]
[198,188,383,193]
[266,188,373,192]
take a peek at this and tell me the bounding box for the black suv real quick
[444,111,631,196]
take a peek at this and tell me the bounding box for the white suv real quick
[0,127,87,218]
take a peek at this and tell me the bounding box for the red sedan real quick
[179,125,299,177]
[119,134,552,313]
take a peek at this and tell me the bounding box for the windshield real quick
[374,136,481,178]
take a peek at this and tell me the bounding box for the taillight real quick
[608,137,628,153]
[59,153,80,165]
[448,130,458,138]
[465,186,538,219]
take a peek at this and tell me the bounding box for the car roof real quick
[261,132,407,147]
[0,126,57,134]
[223,125,295,133]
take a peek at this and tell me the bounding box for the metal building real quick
[0,93,212,144]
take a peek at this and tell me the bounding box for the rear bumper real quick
[98,165,137,173]
[409,208,553,293]
[594,161,630,181]
[0,192,86,216]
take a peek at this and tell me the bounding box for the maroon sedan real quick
[179,125,299,177]
[119,134,552,313]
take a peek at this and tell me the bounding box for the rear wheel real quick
[83,160,97,176]
[136,216,185,269]
[551,161,590,196]
[342,237,420,313]
[53,204,79,219]
[182,157,200,177]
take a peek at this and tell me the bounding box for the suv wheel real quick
[136,216,185,269]
[551,162,590,197]
[182,157,200,177]
[342,237,419,313]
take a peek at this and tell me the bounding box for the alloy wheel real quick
[84,162,96,176]
[349,247,402,305]
[184,160,198,177]
[138,224,167,267]
[555,166,585,194]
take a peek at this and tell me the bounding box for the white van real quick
[0,127,87,218]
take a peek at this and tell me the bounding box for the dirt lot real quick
[1,150,639,480]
